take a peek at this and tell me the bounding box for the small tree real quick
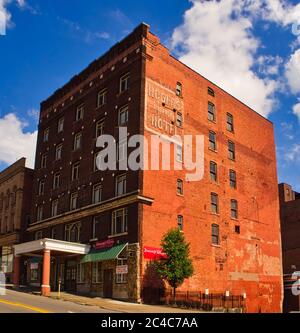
[156,228,194,302]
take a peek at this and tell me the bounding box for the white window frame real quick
[115,174,126,197]
[55,144,63,161]
[76,104,84,121]
[92,184,102,204]
[96,120,104,138]
[43,128,50,142]
[71,163,80,181]
[111,208,128,236]
[58,117,64,133]
[97,89,107,108]
[92,217,101,239]
[73,132,82,151]
[41,153,47,168]
[92,262,103,284]
[118,105,129,126]
[53,172,60,189]
[70,192,78,211]
[38,180,45,196]
[37,205,43,222]
[51,199,59,217]
[77,263,85,283]
[119,73,130,93]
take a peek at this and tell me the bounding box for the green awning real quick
[81,243,127,264]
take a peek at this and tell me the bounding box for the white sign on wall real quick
[116,265,128,275]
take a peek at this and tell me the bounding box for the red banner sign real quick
[94,239,115,250]
[144,246,167,260]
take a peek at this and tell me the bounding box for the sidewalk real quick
[49,292,202,313]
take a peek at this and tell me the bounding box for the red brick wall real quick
[140,29,283,313]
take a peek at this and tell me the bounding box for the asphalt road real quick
[0,289,119,313]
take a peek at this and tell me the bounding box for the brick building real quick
[13,23,283,312]
[279,183,300,312]
[0,158,33,283]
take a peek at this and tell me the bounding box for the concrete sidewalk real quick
[48,292,201,313]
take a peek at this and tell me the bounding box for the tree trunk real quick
[173,287,176,304]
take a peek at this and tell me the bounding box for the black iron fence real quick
[142,288,245,312]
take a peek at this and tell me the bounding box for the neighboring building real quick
[13,23,282,313]
[0,158,33,283]
[279,183,300,313]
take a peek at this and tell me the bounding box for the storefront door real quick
[103,269,113,298]
[65,264,77,292]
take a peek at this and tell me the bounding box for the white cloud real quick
[285,49,300,94]
[171,0,300,118]
[27,108,39,122]
[0,113,37,168]
[284,144,300,162]
[171,0,279,117]
[293,100,300,123]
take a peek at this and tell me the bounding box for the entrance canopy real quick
[13,238,90,257]
[81,243,127,264]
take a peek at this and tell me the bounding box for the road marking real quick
[0,298,51,313]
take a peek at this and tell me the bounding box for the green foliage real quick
[156,228,194,291]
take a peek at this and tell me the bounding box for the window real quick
[208,87,215,97]
[92,262,103,284]
[227,113,234,132]
[115,174,126,197]
[11,191,16,206]
[117,140,126,162]
[211,193,219,214]
[116,258,128,284]
[176,113,183,127]
[229,170,237,189]
[43,128,49,142]
[35,230,43,240]
[235,225,240,234]
[97,89,107,108]
[92,184,102,204]
[30,267,39,281]
[76,104,84,121]
[53,172,60,189]
[73,132,82,151]
[77,263,85,283]
[58,118,64,133]
[177,179,183,195]
[176,82,182,97]
[212,224,220,245]
[118,105,129,126]
[51,199,59,217]
[208,102,216,122]
[65,222,81,243]
[228,141,236,160]
[55,144,63,161]
[231,200,238,219]
[176,145,183,162]
[70,192,78,211]
[51,227,57,239]
[209,131,217,151]
[119,73,130,93]
[37,205,43,222]
[38,180,45,196]
[111,208,128,235]
[210,162,217,182]
[177,215,183,231]
[96,121,104,138]
[71,162,80,181]
[92,217,101,239]
[41,153,47,168]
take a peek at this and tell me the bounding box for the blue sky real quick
[1,0,300,191]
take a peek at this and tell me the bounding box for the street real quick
[0,289,119,313]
